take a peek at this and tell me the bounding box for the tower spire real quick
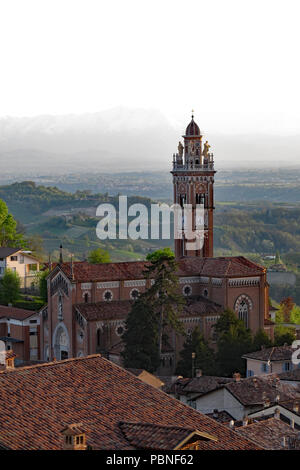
[59,244,63,264]
[171,115,216,259]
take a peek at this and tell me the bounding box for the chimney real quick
[242,415,249,427]
[59,244,63,264]
[195,369,202,378]
[233,372,241,382]
[293,402,299,413]
[61,423,87,450]
[229,420,234,429]
[274,407,280,420]
[4,350,16,370]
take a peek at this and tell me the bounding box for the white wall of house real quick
[246,358,296,377]
[249,405,300,428]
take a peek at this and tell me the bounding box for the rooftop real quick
[53,256,265,283]
[0,304,37,321]
[0,355,259,450]
[242,346,294,362]
[236,418,300,450]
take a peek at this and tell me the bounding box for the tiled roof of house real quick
[168,376,234,396]
[0,247,20,258]
[0,355,259,450]
[119,422,217,450]
[0,304,37,321]
[236,418,300,450]
[242,346,294,362]
[225,375,297,407]
[279,369,300,382]
[54,256,264,283]
[206,410,234,424]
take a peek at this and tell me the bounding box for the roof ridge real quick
[0,354,101,374]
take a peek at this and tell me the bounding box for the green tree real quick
[87,248,110,264]
[275,250,281,265]
[274,326,296,346]
[0,269,21,304]
[144,248,185,357]
[215,309,253,377]
[252,329,273,351]
[121,296,160,372]
[37,268,49,303]
[0,199,26,248]
[176,327,216,377]
[290,305,300,325]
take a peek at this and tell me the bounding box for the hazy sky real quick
[1,0,300,134]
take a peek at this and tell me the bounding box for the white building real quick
[0,247,40,290]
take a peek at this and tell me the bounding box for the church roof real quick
[185,116,201,136]
[55,256,265,283]
[0,355,259,450]
[74,296,222,322]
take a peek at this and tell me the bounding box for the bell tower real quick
[171,114,216,258]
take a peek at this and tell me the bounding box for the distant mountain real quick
[0,107,300,175]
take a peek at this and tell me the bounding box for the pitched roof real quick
[52,256,264,283]
[0,304,37,321]
[225,375,297,407]
[0,247,20,258]
[236,418,300,450]
[75,300,132,321]
[242,346,294,362]
[279,369,300,382]
[0,355,259,450]
[119,422,216,450]
[75,296,222,323]
[206,410,234,424]
[168,376,234,396]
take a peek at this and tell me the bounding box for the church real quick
[40,116,273,374]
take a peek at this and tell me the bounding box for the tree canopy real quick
[0,269,21,305]
[176,327,216,377]
[0,199,26,248]
[87,248,111,264]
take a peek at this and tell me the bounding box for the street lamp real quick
[192,352,196,378]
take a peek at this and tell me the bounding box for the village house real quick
[175,374,298,421]
[243,345,300,377]
[0,354,259,450]
[0,247,40,290]
[235,417,300,450]
[0,304,40,363]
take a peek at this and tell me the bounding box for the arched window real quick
[238,300,248,327]
[84,293,89,303]
[234,295,253,329]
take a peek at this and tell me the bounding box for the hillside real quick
[1,182,300,268]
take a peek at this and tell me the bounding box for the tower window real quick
[84,293,89,303]
[196,194,205,205]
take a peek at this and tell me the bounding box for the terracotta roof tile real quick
[0,355,259,450]
[225,375,297,406]
[243,346,294,362]
[236,418,300,450]
[53,256,264,283]
[119,422,216,450]
[0,304,36,320]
